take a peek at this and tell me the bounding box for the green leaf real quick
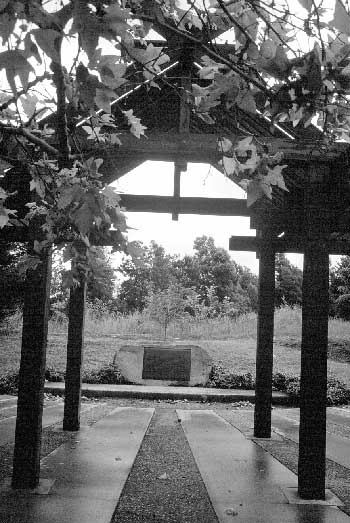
[246,180,271,207]
[101,186,120,208]
[264,165,289,191]
[123,109,147,138]
[220,155,238,176]
[73,202,94,235]
[57,185,84,210]
[236,90,256,114]
[32,28,61,62]
[95,88,115,113]
[0,50,34,93]
[0,12,16,44]
[0,159,12,174]
[296,0,313,12]
[330,1,350,36]
[20,93,39,119]
[217,137,232,153]
[30,177,46,199]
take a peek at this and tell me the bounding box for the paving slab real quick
[0,403,96,446]
[45,382,290,404]
[0,407,154,523]
[272,410,350,469]
[177,409,350,523]
[0,395,17,404]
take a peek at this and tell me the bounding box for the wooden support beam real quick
[254,230,275,439]
[298,164,329,500]
[229,235,350,254]
[86,132,347,167]
[12,248,52,489]
[120,195,250,216]
[63,277,86,432]
[172,163,181,221]
[298,241,329,499]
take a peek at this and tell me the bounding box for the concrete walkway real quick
[44,382,290,404]
[272,408,350,469]
[0,407,154,523]
[0,398,99,445]
[178,409,350,523]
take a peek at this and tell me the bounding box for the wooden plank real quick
[63,278,87,431]
[172,163,181,221]
[120,195,250,216]
[229,236,350,255]
[12,248,52,489]
[254,230,275,438]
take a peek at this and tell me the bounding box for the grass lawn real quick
[1,307,350,386]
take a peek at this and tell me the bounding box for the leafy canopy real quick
[1,0,350,273]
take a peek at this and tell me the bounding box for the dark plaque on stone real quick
[142,347,191,381]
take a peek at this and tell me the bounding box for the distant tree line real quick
[5,236,350,322]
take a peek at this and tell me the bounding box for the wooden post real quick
[172,162,181,221]
[63,276,87,431]
[254,230,275,438]
[12,248,52,489]
[298,240,329,499]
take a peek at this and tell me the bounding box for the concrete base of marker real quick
[114,344,212,386]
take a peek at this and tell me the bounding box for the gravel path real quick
[111,409,218,523]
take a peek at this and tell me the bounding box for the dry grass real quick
[1,307,350,386]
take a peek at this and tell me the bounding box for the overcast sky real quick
[110,161,310,274]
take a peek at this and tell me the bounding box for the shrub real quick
[272,373,350,406]
[83,363,128,384]
[45,367,65,382]
[207,363,255,389]
[0,370,18,394]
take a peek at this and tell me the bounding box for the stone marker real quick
[114,344,212,386]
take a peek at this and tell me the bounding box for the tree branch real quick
[51,39,71,169]
[0,73,52,113]
[0,122,59,156]
[135,12,270,95]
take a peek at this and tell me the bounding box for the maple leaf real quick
[247,180,272,207]
[123,109,147,138]
[0,159,13,175]
[0,11,16,45]
[73,202,94,235]
[0,202,17,228]
[0,50,34,93]
[220,155,238,176]
[236,90,256,114]
[30,177,46,199]
[103,4,131,37]
[296,0,313,12]
[20,93,39,120]
[95,87,115,113]
[32,28,61,63]
[101,186,120,208]
[330,1,350,36]
[217,137,233,153]
[264,165,289,191]
[199,56,226,79]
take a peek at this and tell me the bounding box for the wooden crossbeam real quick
[229,235,350,255]
[120,194,250,216]
[82,132,348,167]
